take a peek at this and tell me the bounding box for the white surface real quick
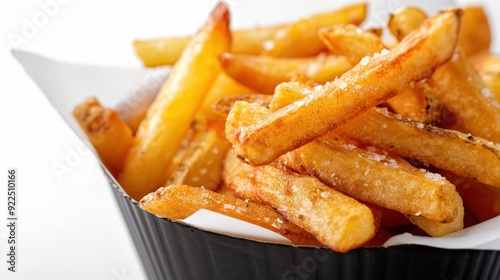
[1,1,499,280]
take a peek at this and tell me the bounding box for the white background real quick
[0,0,498,279]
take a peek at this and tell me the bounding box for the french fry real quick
[262,3,367,57]
[388,8,500,143]
[226,10,461,165]
[140,184,321,246]
[119,3,231,201]
[459,6,491,56]
[196,72,256,121]
[318,24,385,65]
[73,97,133,176]
[166,129,230,191]
[223,150,376,252]
[220,53,351,94]
[133,25,285,67]
[388,7,428,42]
[269,81,500,189]
[226,101,459,223]
[212,93,272,117]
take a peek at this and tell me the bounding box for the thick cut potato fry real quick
[389,8,500,143]
[73,97,133,176]
[270,82,500,189]
[140,184,321,246]
[223,151,376,252]
[133,25,284,67]
[226,101,459,223]
[226,10,461,165]
[196,72,256,121]
[319,24,442,124]
[119,3,231,201]
[220,53,351,94]
[459,7,491,56]
[319,24,385,65]
[166,129,230,191]
[262,3,367,57]
[388,7,428,42]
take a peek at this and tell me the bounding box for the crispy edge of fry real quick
[226,10,461,166]
[388,6,428,42]
[227,101,459,223]
[73,97,133,176]
[263,3,367,57]
[220,52,351,94]
[140,184,322,246]
[223,150,376,252]
[119,3,231,201]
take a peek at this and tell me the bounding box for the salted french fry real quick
[119,3,231,201]
[226,10,461,165]
[269,81,500,189]
[220,53,351,93]
[196,72,256,121]
[223,151,376,252]
[133,24,285,67]
[388,8,500,143]
[73,97,133,176]
[319,23,442,123]
[166,129,230,191]
[140,184,321,246]
[318,24,385,65]
[388,7,428,42]
[262,3,367,57]
[226,101,459,223]
[459,6,491,56]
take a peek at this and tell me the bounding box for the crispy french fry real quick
[212,93,272,117]
[140,184,321,246]
[133,25,285,67]
[220,53,351,94]
[459,6,491,56]
[262,3,367,57]
[388,8,500,143]
[269,81,500,189]
[226,10,461,165]
[388,7,428,42]
[196,72,256,121]
[226,101,459,223]
[319,24,385,65]
[223,150,376,252]
[119,3,231,201]
[166,130,230,191]
[73,97,133,176]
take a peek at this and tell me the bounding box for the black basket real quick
[108,176,500,280]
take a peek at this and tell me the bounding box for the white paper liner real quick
[13,48,500,250]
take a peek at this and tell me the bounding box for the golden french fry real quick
[140,184,321,246]
[226,101,459,223]
[73,97,133,176]
[133,25,285,67]
[269,81,500,189]
[196,72,256,121]
[262,3,367,57]
[319,24,385,65]
[226,10,461,165]
[223,150,376,252]
[220,53,351,94]
[388,7,428,42]
[119,3,231,201]
[408,191,464,237]
[459,6,491,56]
[166,129,230,191]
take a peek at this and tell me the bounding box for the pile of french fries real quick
[73,3,500,252]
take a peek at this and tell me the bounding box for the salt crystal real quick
[415,211,422,216]
[320,191,330,198]
[262,40,274,51]
[381,49,390,56]
[481,88,493,98]
[339,81,347,91]
[360,56,370,66]
[425,172,444,180]
[224,204,235,209]
[416,123,424,129]
[342,144,356,150]
[395,114,402,120]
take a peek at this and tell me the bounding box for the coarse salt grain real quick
[416,122,424,129]
[262,40,274,51]
[425,172,444,180]
[224,204,235,209]
[360,56,370,65]
[381,49,390,56]
[481,87,493,98]
[320,191,330,198]
[342,144,357,150]
[339,81,347,91]
[415,211,422,216]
